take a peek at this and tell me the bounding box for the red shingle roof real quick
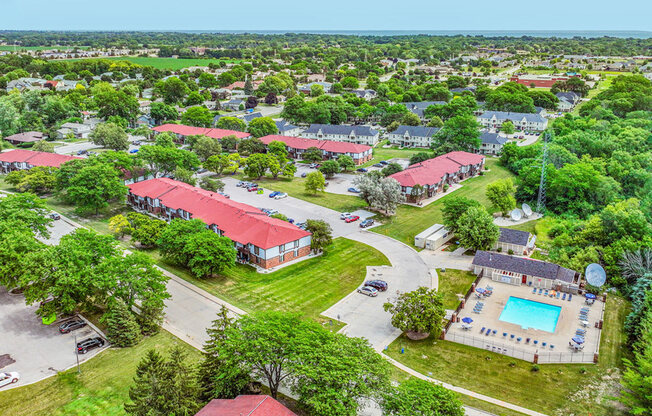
[0,149,81,168]
[259,135,371,155]
[128,178,310,249]
[389,151,485,187]
[196,395,296,416]
[152,124,251,139]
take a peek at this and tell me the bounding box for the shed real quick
[425,225,454,250]
[415,223,447,249]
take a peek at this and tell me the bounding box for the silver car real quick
[357,286,378,297]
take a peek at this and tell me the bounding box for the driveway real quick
[0,287,106,389]
[38,217,78,245]
[54,141,101,156]
[419,248,475,271]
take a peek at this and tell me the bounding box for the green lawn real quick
[359,146,425,168]
[372,158,515,246]
[0,330,201,416]
[438,269,477,310]
[151,237,389,322]
[386,295,630,416]
[100,56,241,70]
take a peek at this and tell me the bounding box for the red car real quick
[345,215,360,223]
[247,186,258,192]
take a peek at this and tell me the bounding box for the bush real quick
[443,184,450,192]
[479,171,484,176]
[497,247,502,252]
[531,364,540,372]
[509,361,516,367]
[508,249,514,255]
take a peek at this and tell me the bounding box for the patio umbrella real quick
[572,336,585,344]
[585,293,596,299]
[462,317,473,324]
[476,288,486,294]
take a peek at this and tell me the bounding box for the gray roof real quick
[472,251,577,283]
[304,124,378,137]
[498,228,530,246]
[350,89,377,97]
[390,125,440,137]
[450,86,477,93]
[242,112,262,123]
[275,120,299,132]
[479,111,546,124]
[480,132,508,145]
[403,101,447,118]
[555,92,580,103]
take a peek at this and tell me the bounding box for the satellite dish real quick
[585,263,606,288]
[510,208,523,222]
[522,203,532,217]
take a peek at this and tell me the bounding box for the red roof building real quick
[389,151,485,202]
[152,124,251,143]
[509,75,568,88]
[127,178,311,269]
[259,135,373,165]
[196,395,296,416]
[0,149,81,173]
[225,80,263,90]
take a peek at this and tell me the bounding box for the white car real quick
[274,192,288,200]
[0,372,19,388]
[340,212,352,220]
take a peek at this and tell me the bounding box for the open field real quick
[359,146,424,168]
[438,269,477,310]
[99,56,241,69]
[0,330,201,416]
[387,295,630,416]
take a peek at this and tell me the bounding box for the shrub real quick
[497,247,502,252]
[508,249,514,255]
[443,184,450,192]
[531,364,540,372]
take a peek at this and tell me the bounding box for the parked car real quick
[373,163,383,168]
[301,172,308,178]
[217,192,230,199]
[59,317,87,334]
[236,181,246,187]
[129,149,139,154]
[133,140,142,146]
[357,286,378,297]
[340,212,352,220]
[348,187,361,193]
[49,212,61,220]
[364,279,388,291]
[247,186,259,192]
[76,337,105,354]
[356,168,368,173]
[296,222,307,230]
[345,215,360,223]
[309,163,318,168]
[0,372,20,388]
[274,192,288,199]
[379,160,389,165]
[269,191,281,198]
[288,218,295,224]
[360,219,374,228]
[76,150,88,156]
[196,168,207,174]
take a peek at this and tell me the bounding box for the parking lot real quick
[0,287,106,390]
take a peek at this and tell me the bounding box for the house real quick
[472,251,580,291]
[275,120,303,137]
[478,131,508,155]
[298,82,332,94]
[223,99,245,111]
[350,89,377,100]
[493,228,536,255]
[195,395,296,416]
[259,135,373,165]
[136,115,156,127]
[152,124,250,144]
[3,131,46,145]
[387,125,440,148]
[56,122,92,139]
[302,124,380,146]
[389,151,485,202]
[242,112,262,124]
[225,80,263,91]
[555,91,581,112]
[403,101,447,119]
[5,77,47,92]
[477,111,548,132]
[0,149,81,173]
[127,178,311,269]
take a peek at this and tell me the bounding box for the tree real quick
[432,114,481,154]
[181,106,213,127]
[64,164,127,215]
[92,82,139,121]
[204,154,229,175]
[198,72,217,88]
[383,287,445,339]
[193,135,222,161]
[245,96,258,110]
[157,77,190,104]
[381,162,403,177]
[183,231,237,278]
[442,197,482,233]
[528,90,559,110]
[340,76,359,89]
[382,378,465,416]
[216,116,246,132]
[371,177,405,214]
[158,218,208,265]
[173,166,196,186]
[128,213,167,248]
[237,137,266,156]
[125,347,201,416]
[155,131,176,147]
[427,115,444,128]
[31,140,55,152]
[138,145,200,176]
[409,152,432,165]
[220,134,240,151]
[103,299,141,347]
[6,166,56,194]
[319,159,340,178]
[268,140,288,158]
[200,177,225,192]
[90,122,129,151]
[310,83,324,97]
[501,120,515,134]
[455,206,500,251]
[150,102,178,124]
[264,92,278,105]
[109,214,132,238]
[303,147,323,163]
[486,178,516,215]
[305,171,326,194]
[305,219,333,253]
[243,153,269,179]
[338,155,355,172]
[402,112,421,126]
[247,117,278,138]
[184,91,204,107]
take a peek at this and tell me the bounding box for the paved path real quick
[419,249,475,271]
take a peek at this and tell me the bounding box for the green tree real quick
[158,218,208,265]
[31,140,55,152]
[402,112,421,126]
[302,146,323,163]
[305,171,326,194]
[150,102,178,124]
[310,83,325,97]
[427,115,444,128]
[382,378,465,416]
[456,206,501,250]
[381,162,403,177]
[501,120,515,134]
[103,299,141,347]
[243,153,269,179]
[204,153,229,175]
[90,122,129,151]
[247,117,278,138]
[432,114,481,154]
[409,152,432,165]
[157,77,190,104]
[216,116,247,132]
[192,135,222,161]
[129,215,167,248]
[181,106,213,127]
[64,164,127,215]
[383,287,445,338]
[338,155,355,172]
[199,177,225,192]
[109,214,132,238]
[238,137,266,156]
[442,196,483,233]
[340,76,359,89]
[183,231,237,278]
[319,159,340,178]
[305,219,333,253]
[486,178,516,215]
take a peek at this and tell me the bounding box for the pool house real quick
[472,251,581,292]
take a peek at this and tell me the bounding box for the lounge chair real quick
[576,330,586,335]
[486,345,491,350]
[532,288,537,294]
[526,338,530,344]
[485,329,491,336]
[550,345,555,350]
[533,340,538,345]
[517,337,522,342]
[568,294,573,301]
[580,307,590,312]
[544,290,549,296]
[492,330,497,335]
[542,342,547,348]
[480,327,486,334]
[473,309,482,314]
[556,292,561,299]
[538,288,542,295]
[510,334,515,340]
[503,332,508,337]
[562,293,566,300]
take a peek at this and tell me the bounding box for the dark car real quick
[379,160,389,166]
[76,150,88,155]
[59,318,87,334]
[373,163,383,168]
[49,213,61,220]
[348,187,361,193]
[133,140,142,146]
[364,279,388,291]
[359,219,374,228]
[76,337,105,354]
[356,168,368,173]
[196,168,207,174]
[301,172,308,178]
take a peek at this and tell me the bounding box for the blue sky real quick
[3,0,651,31]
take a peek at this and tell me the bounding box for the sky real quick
[2,0,651,32]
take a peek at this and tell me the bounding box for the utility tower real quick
[536,131,550,214]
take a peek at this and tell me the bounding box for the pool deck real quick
[448,277,603,363]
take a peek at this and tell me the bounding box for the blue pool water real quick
[499,297,561,333]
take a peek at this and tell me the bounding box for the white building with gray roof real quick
[477,110,548,131]
[478,131,508,155]
[302,124,380,146]
[388,125,440,148]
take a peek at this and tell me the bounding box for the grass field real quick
[372,158,515,246]
[100,56,241,70]
[387,295,630,416]
[359,146,425,168]
[0,330,201,416]
[438,269,477,310]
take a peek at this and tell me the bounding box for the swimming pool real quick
[499,297,561,333]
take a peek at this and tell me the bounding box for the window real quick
[254,246,260,256]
